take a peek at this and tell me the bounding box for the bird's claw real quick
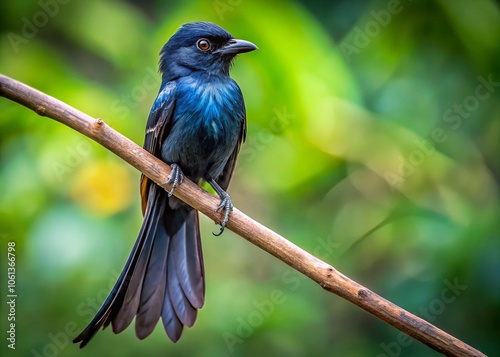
[213,194,233,236]
[163,163,184,197]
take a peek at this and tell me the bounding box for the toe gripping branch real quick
[164,163,184,197]
[161,167,233,236]
[209,179,233,236]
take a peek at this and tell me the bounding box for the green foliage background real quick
[0,0,498,356]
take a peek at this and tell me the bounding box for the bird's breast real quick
[177,77,242,141]
[162,76,244,179]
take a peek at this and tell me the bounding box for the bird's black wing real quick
[140,82,177,213]
[216,110,246,191]
[73,81,178,348]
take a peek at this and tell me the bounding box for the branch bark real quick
[0,74,485,357]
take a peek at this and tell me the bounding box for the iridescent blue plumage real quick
[163,74,245,180]
[73,22,256,347]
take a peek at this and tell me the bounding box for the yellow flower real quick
[70,159,134,216]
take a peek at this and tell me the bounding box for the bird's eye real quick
[196,38,211,51]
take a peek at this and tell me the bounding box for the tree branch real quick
[0,74,485,357]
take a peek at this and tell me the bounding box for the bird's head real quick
[159,22,257,79]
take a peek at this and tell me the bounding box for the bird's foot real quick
[213,193,233,236]
[163,163,184,197]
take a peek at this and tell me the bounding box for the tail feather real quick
[161,281,184,342]
[73,184,205,347]
[112,205,160,334]
[168,236,198,327]
[112,186,166,335]
[135,215,169,339]
[174,210,205,309]
[72,186,158,348]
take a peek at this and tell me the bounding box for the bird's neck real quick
[161,64,230,83]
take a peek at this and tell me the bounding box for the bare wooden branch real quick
[0,73,485,357]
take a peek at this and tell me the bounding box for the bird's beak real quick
[217,39,258,55]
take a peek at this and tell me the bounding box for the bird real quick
[73,21,257,347]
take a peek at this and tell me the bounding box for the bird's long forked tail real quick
[73,184,205,348]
